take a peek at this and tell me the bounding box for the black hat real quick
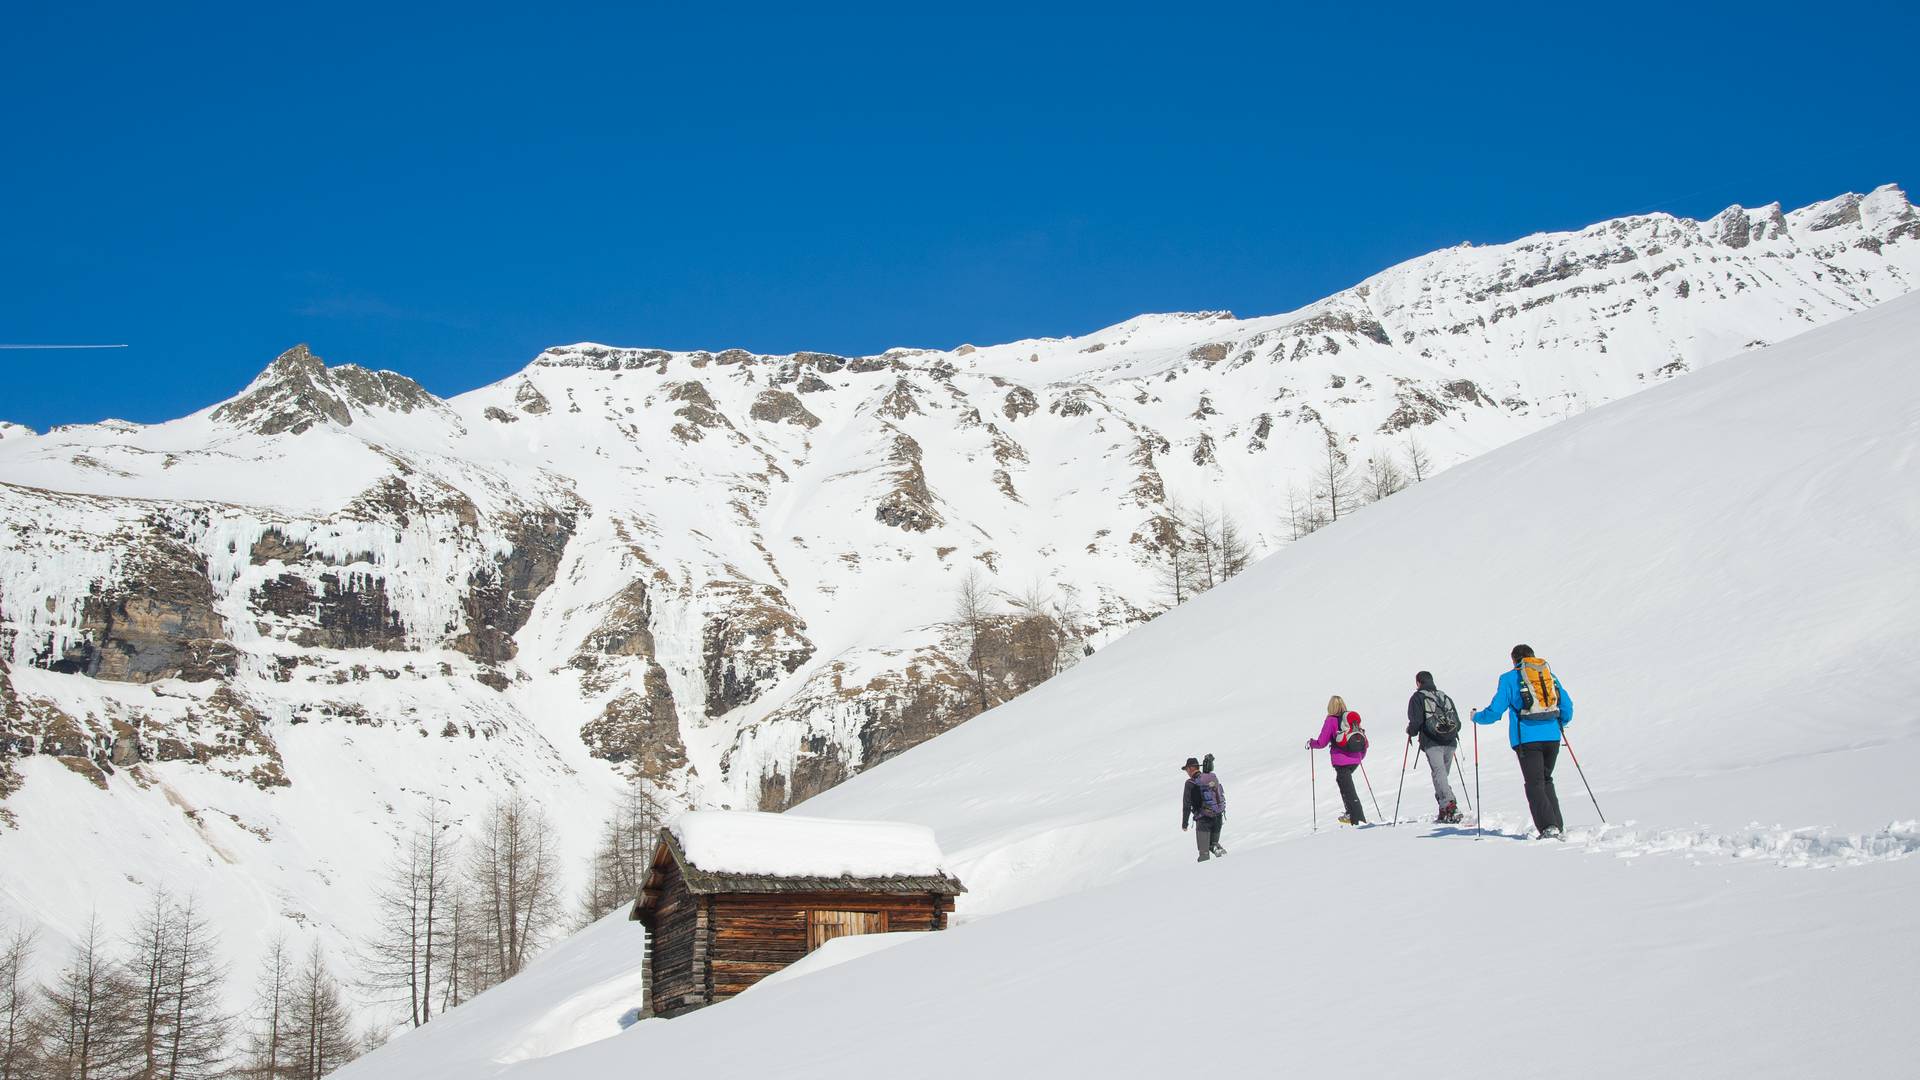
[1182,757,1201,770]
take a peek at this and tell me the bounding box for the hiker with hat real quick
[1180,754,1228,861]
[1305,696,1369,824]
[1471,644,1575,838]
[1406,671,1463,823]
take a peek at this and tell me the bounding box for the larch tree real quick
[362,806,458,1028]
[158,896,229,1080]
[468,794,562,983]
[579,781,665,926]
[285,944,356,1080]
[1314,430,1359,524]
[241,935,294,1080]
[1404,434,1433,483]
[1365,451,1408,503]
[38,915,139,1080]
[1,924,36,1080]
[952,569,995,714]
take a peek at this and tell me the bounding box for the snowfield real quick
[338,290,1920,1080]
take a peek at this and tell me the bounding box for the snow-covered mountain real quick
[1,185,1917,1010]
[336,282,1920,1080]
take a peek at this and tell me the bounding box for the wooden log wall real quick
[707,892,955,1000]
[646,869,710,1017]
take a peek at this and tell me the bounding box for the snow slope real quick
[339,290,1920,1079]
[4,186,1918,1028]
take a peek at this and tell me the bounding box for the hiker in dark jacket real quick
[1305,696,1368,824]
[1180,755,1227,861]
[1406,671,1462,823]
[1471,644,1575,838]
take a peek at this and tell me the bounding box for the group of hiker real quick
[1181,643,1577,860]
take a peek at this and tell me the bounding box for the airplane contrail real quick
[0,344,129,349]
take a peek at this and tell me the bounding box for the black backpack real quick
[1335,713,1369,755]
[1421,689,1461,738]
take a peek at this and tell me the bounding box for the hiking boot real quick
[1211,843,1228,856]
[1541,826,1564,840]
[1337,815,1353,825]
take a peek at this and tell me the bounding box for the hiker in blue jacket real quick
[1471,644,1574,838]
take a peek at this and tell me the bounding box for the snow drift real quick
[339,290,1920,1080]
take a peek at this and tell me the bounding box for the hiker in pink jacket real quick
[1306,696,1370,824]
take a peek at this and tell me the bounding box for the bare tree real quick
[38,915,139,1080]
[1156,498,1199,608]
[468,794,562,983]
[1,925,36,1080]
[1214,511,1253,579]
[952,570,994,714]
[285,944,355,1080]
[1314,430,1358,524]
[437,886,483,1013]
[1365,451,1408,503]
[579,781,665,926]
[1404,435,1433,483]
[159,897,229,1080]
[1004,583,1064,683]
[241,935,293,1080]
[361,806,459,1029]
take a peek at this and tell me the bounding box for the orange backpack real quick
[1516,657,1561,717]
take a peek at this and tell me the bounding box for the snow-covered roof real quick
[672,810,949,879]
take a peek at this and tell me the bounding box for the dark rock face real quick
[514,380,552,415]
[700,582,815,719]
[55,537,235,683]
[455,507,579,665]
[873,431,941,532]
[579,668,686,778]
[1002,386,1038,421]
[252,572,408,650]
[210,345,444,435]
[748,389,821,429]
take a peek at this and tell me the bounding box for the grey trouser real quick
[1194,816,1222,859]
[1424,745,1456,806]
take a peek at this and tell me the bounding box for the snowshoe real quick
[1210,843,1228,856]
[1541,826,1565,841]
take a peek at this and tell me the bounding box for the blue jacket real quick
[1471,667,1573,747]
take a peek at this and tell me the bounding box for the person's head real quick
[1415,670,1435,690]
[1326,695,1346,716]
[1182,757,1200,777]
[1511,643,1535,665]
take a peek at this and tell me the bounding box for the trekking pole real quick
[1453,754,1474,814]
[1392,738,1410,826]
[1309,749,1318,833]
[1473,720,1482,840]
[1560,724,1606,824]
[1359,762,1385,822]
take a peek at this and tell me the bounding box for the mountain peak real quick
[210,344,445,435]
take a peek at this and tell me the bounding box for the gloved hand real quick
[1303,739,1314,750]
[1182,823,1189,832]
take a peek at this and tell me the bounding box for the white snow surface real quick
[671,810,947,878]
[339,291,1920,1080]
[5,186,1920,1034]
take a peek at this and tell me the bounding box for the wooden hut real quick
[631,811,965,1018]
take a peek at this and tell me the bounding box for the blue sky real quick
[4,2,1915,430]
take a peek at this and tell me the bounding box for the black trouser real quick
[1194,815,1223,860]
[1515,741,1564,834]
[1333,764,1365,822]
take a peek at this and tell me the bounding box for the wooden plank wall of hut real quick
[708,892,956,999]
[648,871,708,1016]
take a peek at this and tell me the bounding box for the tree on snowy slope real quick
[468,796,562,983]
[36,916,140,1080]
[360,807,459,1029]
[1,925,34,1080]
[122,891,229,1080]
[1365,452,1408,503]
[283,945,356,1080]
[953,571,994,714]
[1403,435,1433,483]
[239,936,293,1080]
[578,781,666,926]
[1154,499,1200,607]
[1314,429,1359,524]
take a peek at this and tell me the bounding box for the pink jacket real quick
[1309,713,1367,766]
